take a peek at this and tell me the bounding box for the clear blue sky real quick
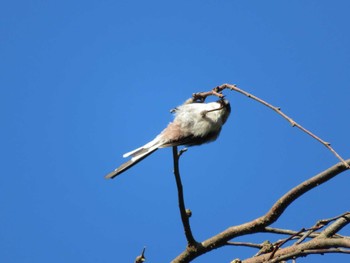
[1,1,350,262]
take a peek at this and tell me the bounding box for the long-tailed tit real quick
[105,99,231,179]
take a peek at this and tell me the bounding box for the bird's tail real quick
[105,138,162,179]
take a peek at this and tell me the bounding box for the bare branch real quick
[263,227,317,238]
[243,215,350,263]
[192,89,225,102]
[298,248,350,255]
[268,229,305,259]
[171,160,350,262]
[243,238,350,263]
[172,146,197,247]
[256,160,350,231]
[226,241,263,249]
[316,213,350,239]
[222,83,350,168]
[294,229,316,245]
[294,212,350,244]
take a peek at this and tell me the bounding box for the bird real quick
[105,98,231,179]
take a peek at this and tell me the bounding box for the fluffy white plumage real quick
[105,99,231,179]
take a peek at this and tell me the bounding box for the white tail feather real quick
[105,142,161,179]
[130,143,160,162]
[123,136,163,158]
[122,146,144,158]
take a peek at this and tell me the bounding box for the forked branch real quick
[172,146,198,248]
[172,160,350,262]
[243,213,350,263]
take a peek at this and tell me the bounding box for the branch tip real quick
[214,83,348,168]
[178,148,188,157]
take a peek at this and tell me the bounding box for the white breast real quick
[174,102,225,137]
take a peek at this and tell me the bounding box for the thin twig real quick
[294,229,316,245]
[226,241,263,249]
[172,146,197,247]
[316,213,350,239]
[300,248,350,255]
[294,212,350,245]
[316,211,350,228]
[192,90,224,102]
[269,229,305,260]
[293,223,328,245]
[219,83,349,169]
[193,84,349,169]
[263,227,317,239]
